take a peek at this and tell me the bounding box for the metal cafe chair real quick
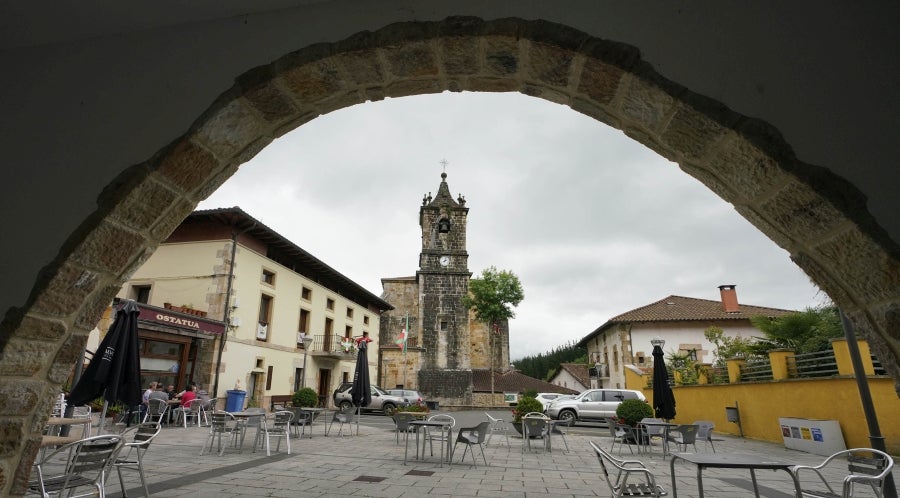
[590,440,666,497]
[485,412,511,446]
[790,448,894,498]
[142,398,168,425]
[200,411,239,456]
[257,410,293,456]
[28,434,124,498]
[522,414,550,453]
[112,422,162,498]
[425,414,455,457]
[453,421,491,467]
[327,407,354,437]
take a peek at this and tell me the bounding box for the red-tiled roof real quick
[578,294,795,347]
[472,369,579,394]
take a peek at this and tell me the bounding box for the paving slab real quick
[79,410,898,497]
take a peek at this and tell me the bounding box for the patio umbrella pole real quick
[98,400,109,431]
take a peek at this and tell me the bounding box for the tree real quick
[749,305,842,354]
[463,266,524,328]
[462,266,524,404]
[704,325,757,366]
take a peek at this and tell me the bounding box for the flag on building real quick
[395,313,409,352]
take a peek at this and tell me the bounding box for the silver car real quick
[544,389,647,424]
[332,383,408,415]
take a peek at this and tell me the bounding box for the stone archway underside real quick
[2,16,898,494]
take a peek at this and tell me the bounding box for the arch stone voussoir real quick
[4,15,899,496]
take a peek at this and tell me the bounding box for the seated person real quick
[194,384,211,409]
[171,385,197,424]
[165,384,177,400]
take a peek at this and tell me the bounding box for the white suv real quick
[534,392,568,410]
[544,389,647,424]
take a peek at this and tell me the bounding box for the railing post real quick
[768,349,794,380]
[726,357,746,383]
[831,338,875,376]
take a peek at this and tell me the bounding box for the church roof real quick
[424,172,466,208]
[472,369,580,394]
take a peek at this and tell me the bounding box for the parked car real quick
[386,389,426,407]
[332,383,408,415]
[544,389,647,424]
[533,392,568,410]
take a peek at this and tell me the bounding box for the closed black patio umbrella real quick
[69,299,142,428]
[651,340,676,420]
[348,333,372,436]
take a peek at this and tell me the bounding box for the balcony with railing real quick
[303,335,421,359]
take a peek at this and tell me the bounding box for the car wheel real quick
[382,403,396,416]
[559,409,577,425]
[339,400,353,411]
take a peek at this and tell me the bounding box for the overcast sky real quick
[197,91,826,360]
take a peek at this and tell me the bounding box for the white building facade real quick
[578,286,794,389]
[119,207,392,409]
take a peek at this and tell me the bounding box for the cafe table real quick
[670,452,802,498]
[637,421,677,457]
[40,435,80,448]
[404,419,453,467]
[46,417,93,438]
[298,407,327,437]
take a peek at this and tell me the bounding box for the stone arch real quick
[3,16,898,493]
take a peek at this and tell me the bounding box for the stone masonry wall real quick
[2,15,898,496]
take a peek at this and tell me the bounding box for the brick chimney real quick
[718,285,740,313]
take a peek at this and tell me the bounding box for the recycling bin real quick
[225,390,247,412]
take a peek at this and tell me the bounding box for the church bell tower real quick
[415,172,474,401]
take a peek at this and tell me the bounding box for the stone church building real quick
[378,172,511,408]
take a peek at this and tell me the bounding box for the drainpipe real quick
[212,224,254,398]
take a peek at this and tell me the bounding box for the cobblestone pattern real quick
[2,15,898,495]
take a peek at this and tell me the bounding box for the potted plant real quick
[511,395,544,435]
[615,398,654,427]
[395,404,429,420]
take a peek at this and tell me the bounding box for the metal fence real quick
[786,350,839,378]
[738,358,773,382]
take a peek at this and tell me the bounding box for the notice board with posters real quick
[778,417,846,456]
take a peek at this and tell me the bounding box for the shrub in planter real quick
[512,396,544,425]
[396,404,429,414]
[292,387,318,407]
[615,398,653,426]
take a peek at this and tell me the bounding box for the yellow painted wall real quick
[631,374,899,454]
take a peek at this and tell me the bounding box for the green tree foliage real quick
[704,325,757,365]
[749,305,842,354]
[512,341,587,381]
[462,266,524,329]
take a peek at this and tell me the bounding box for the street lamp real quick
[301,335,314,388]
[650,336,665,348]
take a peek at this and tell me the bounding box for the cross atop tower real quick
[439,159,449,173]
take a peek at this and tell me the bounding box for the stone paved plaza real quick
[45,410,897,497]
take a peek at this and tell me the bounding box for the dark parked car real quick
[332,383,407,415]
